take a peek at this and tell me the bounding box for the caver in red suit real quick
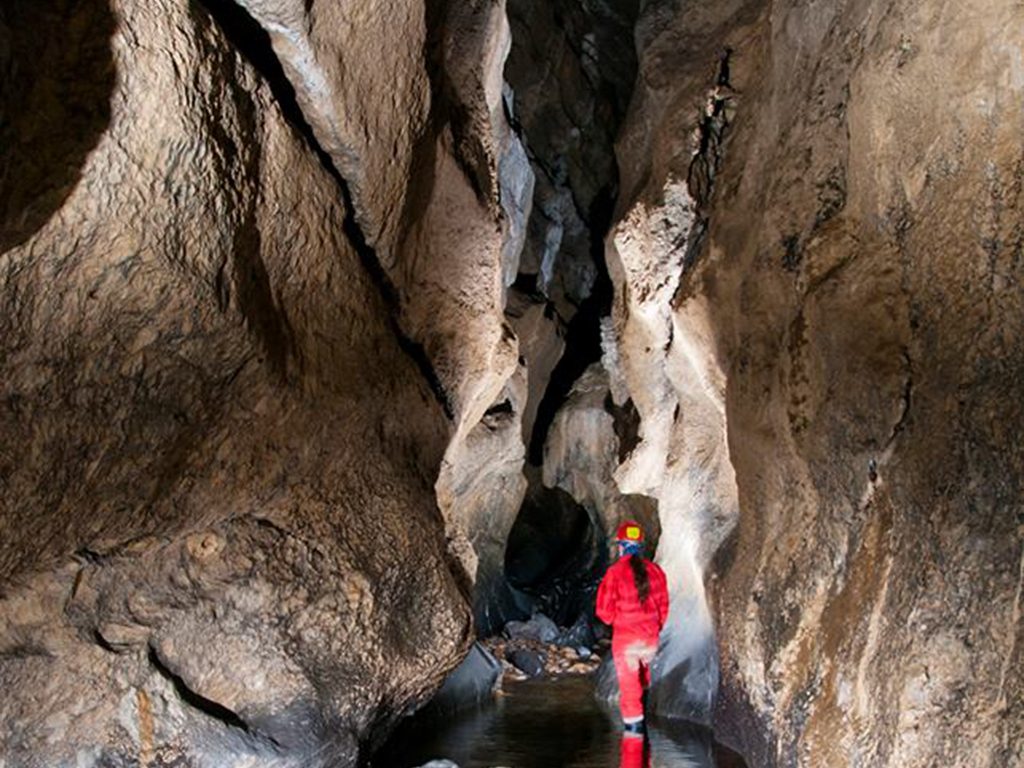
[596,520,669,731]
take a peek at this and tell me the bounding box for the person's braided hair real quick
[627,549,651,604]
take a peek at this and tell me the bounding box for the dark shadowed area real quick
[0,0,116,252]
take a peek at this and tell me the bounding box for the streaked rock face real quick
[604,0,1024,765]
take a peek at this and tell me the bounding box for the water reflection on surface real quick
[372,676,745,768]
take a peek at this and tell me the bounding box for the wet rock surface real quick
[418,643,504,717]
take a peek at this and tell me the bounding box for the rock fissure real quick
[146,645,259,739]
[675,49,736,300]
[887,351,914,447]
[197,0,454,418]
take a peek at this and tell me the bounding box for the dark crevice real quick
[605,394,641,463]
[194,0,453,417]
[674,48,736,304]
[508,271,547,303]
[193,0,304,130]
[886,349,914,448]
[481,398,515,431]
[148,645,252,733]
[502,0,640,465]
[484,399,514,418]
[526,186,616,465]
[781,233,802,272]
[0,0,117,253]
[73,547,106,565]
[504,482,606,625]
[92,628,117,654]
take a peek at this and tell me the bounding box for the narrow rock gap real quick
[147,646,254,736]
[501,0,639,459]
[92,628,117,654]
[676,47,735,294]
[526,186,616,465]
[486,0,641,635]
[195,0,454,417]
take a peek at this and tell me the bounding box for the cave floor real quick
[372,675,745,768]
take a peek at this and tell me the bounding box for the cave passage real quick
[4,0,1022,762]
[489,0,642,639]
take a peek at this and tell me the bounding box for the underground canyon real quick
[1,0,1022,766]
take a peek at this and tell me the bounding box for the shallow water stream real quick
[373,676,746,768]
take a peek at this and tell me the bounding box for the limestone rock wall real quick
[603,0,755,725]
[605,0,1024,765]
[0,0,482,764]
[223,0,534,619]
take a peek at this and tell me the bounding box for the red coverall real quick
[596,555,670,722]
[619,733,651,768]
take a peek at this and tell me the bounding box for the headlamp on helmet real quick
[615,520,644,544]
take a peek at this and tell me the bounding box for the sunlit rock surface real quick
[605,0,1024,765]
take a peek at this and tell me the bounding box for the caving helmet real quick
[615,520,644,544]
[615,520,644,555]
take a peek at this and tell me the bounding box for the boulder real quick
[420,643,503,717]
[506,649,546,678]
[553,614,597,651]
[504,614,560,644]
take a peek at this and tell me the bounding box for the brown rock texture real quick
[605,0,1024,765]
[0,0,502,764]
[201,0,535,634]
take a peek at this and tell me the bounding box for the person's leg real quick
[638,658,650,717]
[619,732,645,768]
[612,640,645,726]
[616,636,661,728]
